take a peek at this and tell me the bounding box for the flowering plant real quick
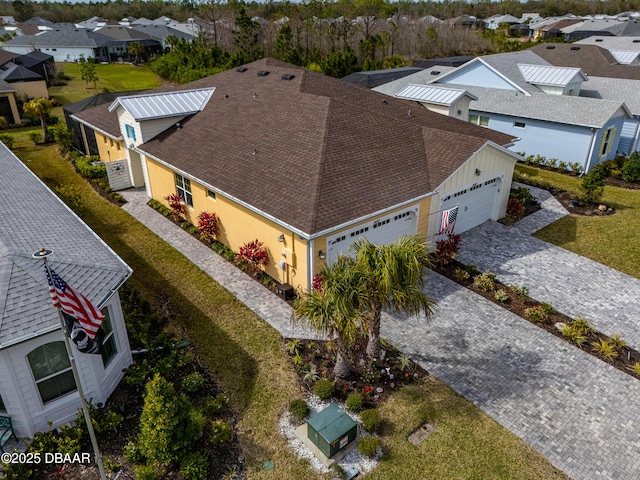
[235,239,269,274]
[197,211,220,241]
[164,193,186,219]
[312,273,324,291]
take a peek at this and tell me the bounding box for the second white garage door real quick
[326,205,419,265]
[439,177,500,234]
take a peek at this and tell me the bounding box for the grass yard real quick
[516,164,640,279]
[48,62,164,117]
[13,132,567,479]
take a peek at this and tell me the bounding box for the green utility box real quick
[307,404,357,458]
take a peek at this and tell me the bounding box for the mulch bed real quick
[434,259,640,381]
[283,337,429,409]
[553,191,616,217]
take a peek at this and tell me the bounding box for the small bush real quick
[609,333,627,350]
[360,409,381,433]
[510,284,529,301]
[453,267,470,282]
[182,372,205,394]
[494,289,509,303]
[28,130,41,145]
[524,306,547,323]
[94,410,123,433]
[561,324,586,347]
[211,240,235,262]
[134,464,159,480]
[124,440,144,464]
[435,233,461,267]
[473,272,495,292]
[510,186,535,206]
[165,192,186,218]
[569,162,583,176]
[210,419,232,445]
[622,152,640,183]
[197,211,220,241]
[570,318,595,335]
[201,394,227,417]
[465,264,479,276]
[103,456,121,472]
[505,198,524,222]
[180,452,209,480]
[358,436,380,457]
[314,379,334,400]
[540,302,556,315]
[75,155,107,179]
[626,362,640,376]
[580,170,605,204]
[0,133,15,149]
[591,339,617,362]
[346,393,364,413]
[235,239,269,273]
[289,399,310,421]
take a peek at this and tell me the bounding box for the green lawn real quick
[48,62,164,111]
[516,164,640,279]
[14,133,567,479]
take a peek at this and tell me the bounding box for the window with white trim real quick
[175,173,193,207]
[28,342,76,404]
[100,308,117,367]
[469,114,489,127]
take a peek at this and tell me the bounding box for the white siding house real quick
[0,142,132,438]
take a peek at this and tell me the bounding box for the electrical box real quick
[307,404,357,459]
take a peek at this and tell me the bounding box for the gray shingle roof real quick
[0,143,131,348]
[462,85,629,128]
[372,66,455,96]
[479,51,552,94]
[3,27,111,48]
[580,75,640,115]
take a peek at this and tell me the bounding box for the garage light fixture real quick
[277,233,285,242]
[318,250,326,260]
[475,168,482,176]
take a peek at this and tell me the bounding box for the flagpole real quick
[34,249,107,480]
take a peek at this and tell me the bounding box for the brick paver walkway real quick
[120,187,640,480]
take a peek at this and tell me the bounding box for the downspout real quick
[307,238,314,291]
[583,127,598,175]
[633,117,640,153]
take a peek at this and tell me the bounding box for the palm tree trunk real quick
[366,308,382,358]
[334,337,351,378]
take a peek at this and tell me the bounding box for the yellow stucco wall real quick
[146,157,310,290]
[96,133,125,162]
[13,81,48,99]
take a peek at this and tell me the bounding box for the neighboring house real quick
[575,36,640,65]
[413,56,475,69]
[530,43,640,80]
[374,51,632,172]
[0,141,132,438]
[92,25,161,61]
[566,19,624,41]
[0,62,48,98]
[72,58,520,291]
[9,50,56,82]
[341,67,423,89]
[533,18,584,40]
[2,26,112,62]
[64,90,145,157]
[0,79,20,123]
[130,24,194,51]
[484,14,521,30]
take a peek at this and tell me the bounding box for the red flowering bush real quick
[197,211,220,241]
[505,198,525,223]
[435,233,462,268]
[235,239,269,274]
[312,273,324,291]
[164,193,186,219]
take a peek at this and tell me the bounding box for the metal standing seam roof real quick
[518,64,587,86]
[108,88,215,121]
[395,84,477,105]
[611,51,640,65]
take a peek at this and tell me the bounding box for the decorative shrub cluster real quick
[197,211,220,241]
[181,372,205,394]
[345,393,364,413]
[358,436,380,457]
[235,239,269,273]
[473,272,496,292]
[524,306,547,323]
[164,193,187,218]
[360,409,381,433]
[314,378,335,400]
[435,233,461,268]
[288,399,310,422]
[75,155,107,179]
[518,153,582,176]
[494,289,509,303]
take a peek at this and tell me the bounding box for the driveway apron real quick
[120,186,640,479]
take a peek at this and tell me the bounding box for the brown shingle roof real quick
[84,58,515,235]
[530,43,640,80]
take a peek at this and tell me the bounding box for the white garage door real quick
[439,177,500,234]
[326,206,419,265]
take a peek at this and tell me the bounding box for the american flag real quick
[45,266,104,340]
[438,206,458,235]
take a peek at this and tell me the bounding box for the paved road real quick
[119,187,640,480]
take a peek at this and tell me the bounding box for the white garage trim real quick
[438,176,502,234]
[326,205,420,264]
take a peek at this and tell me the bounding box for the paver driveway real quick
[120,186,640,480]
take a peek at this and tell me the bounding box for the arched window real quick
[28,342,76,404]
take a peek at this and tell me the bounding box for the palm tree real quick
[23,98,54,143]
[350,235,436,358]
[292,257,361,378]
[128,41,145,64]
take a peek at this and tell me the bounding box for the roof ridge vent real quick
[546,45,556,49]
[257,70,270,76]
[595,38,603,42]
[236,66,248,73]
[430,70,440,75]
[634,39,640,43]
[571,46,580,50]
[281,73,295,80]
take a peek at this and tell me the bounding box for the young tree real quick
[351,235,435,358]
[128,41,146,64]
[23,97,54,143]
[293,257,362,378]
[80,60,98,89]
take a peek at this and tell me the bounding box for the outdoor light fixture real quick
[318,250,326,260]
[277,234,285,242]
[475,168,482,176]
